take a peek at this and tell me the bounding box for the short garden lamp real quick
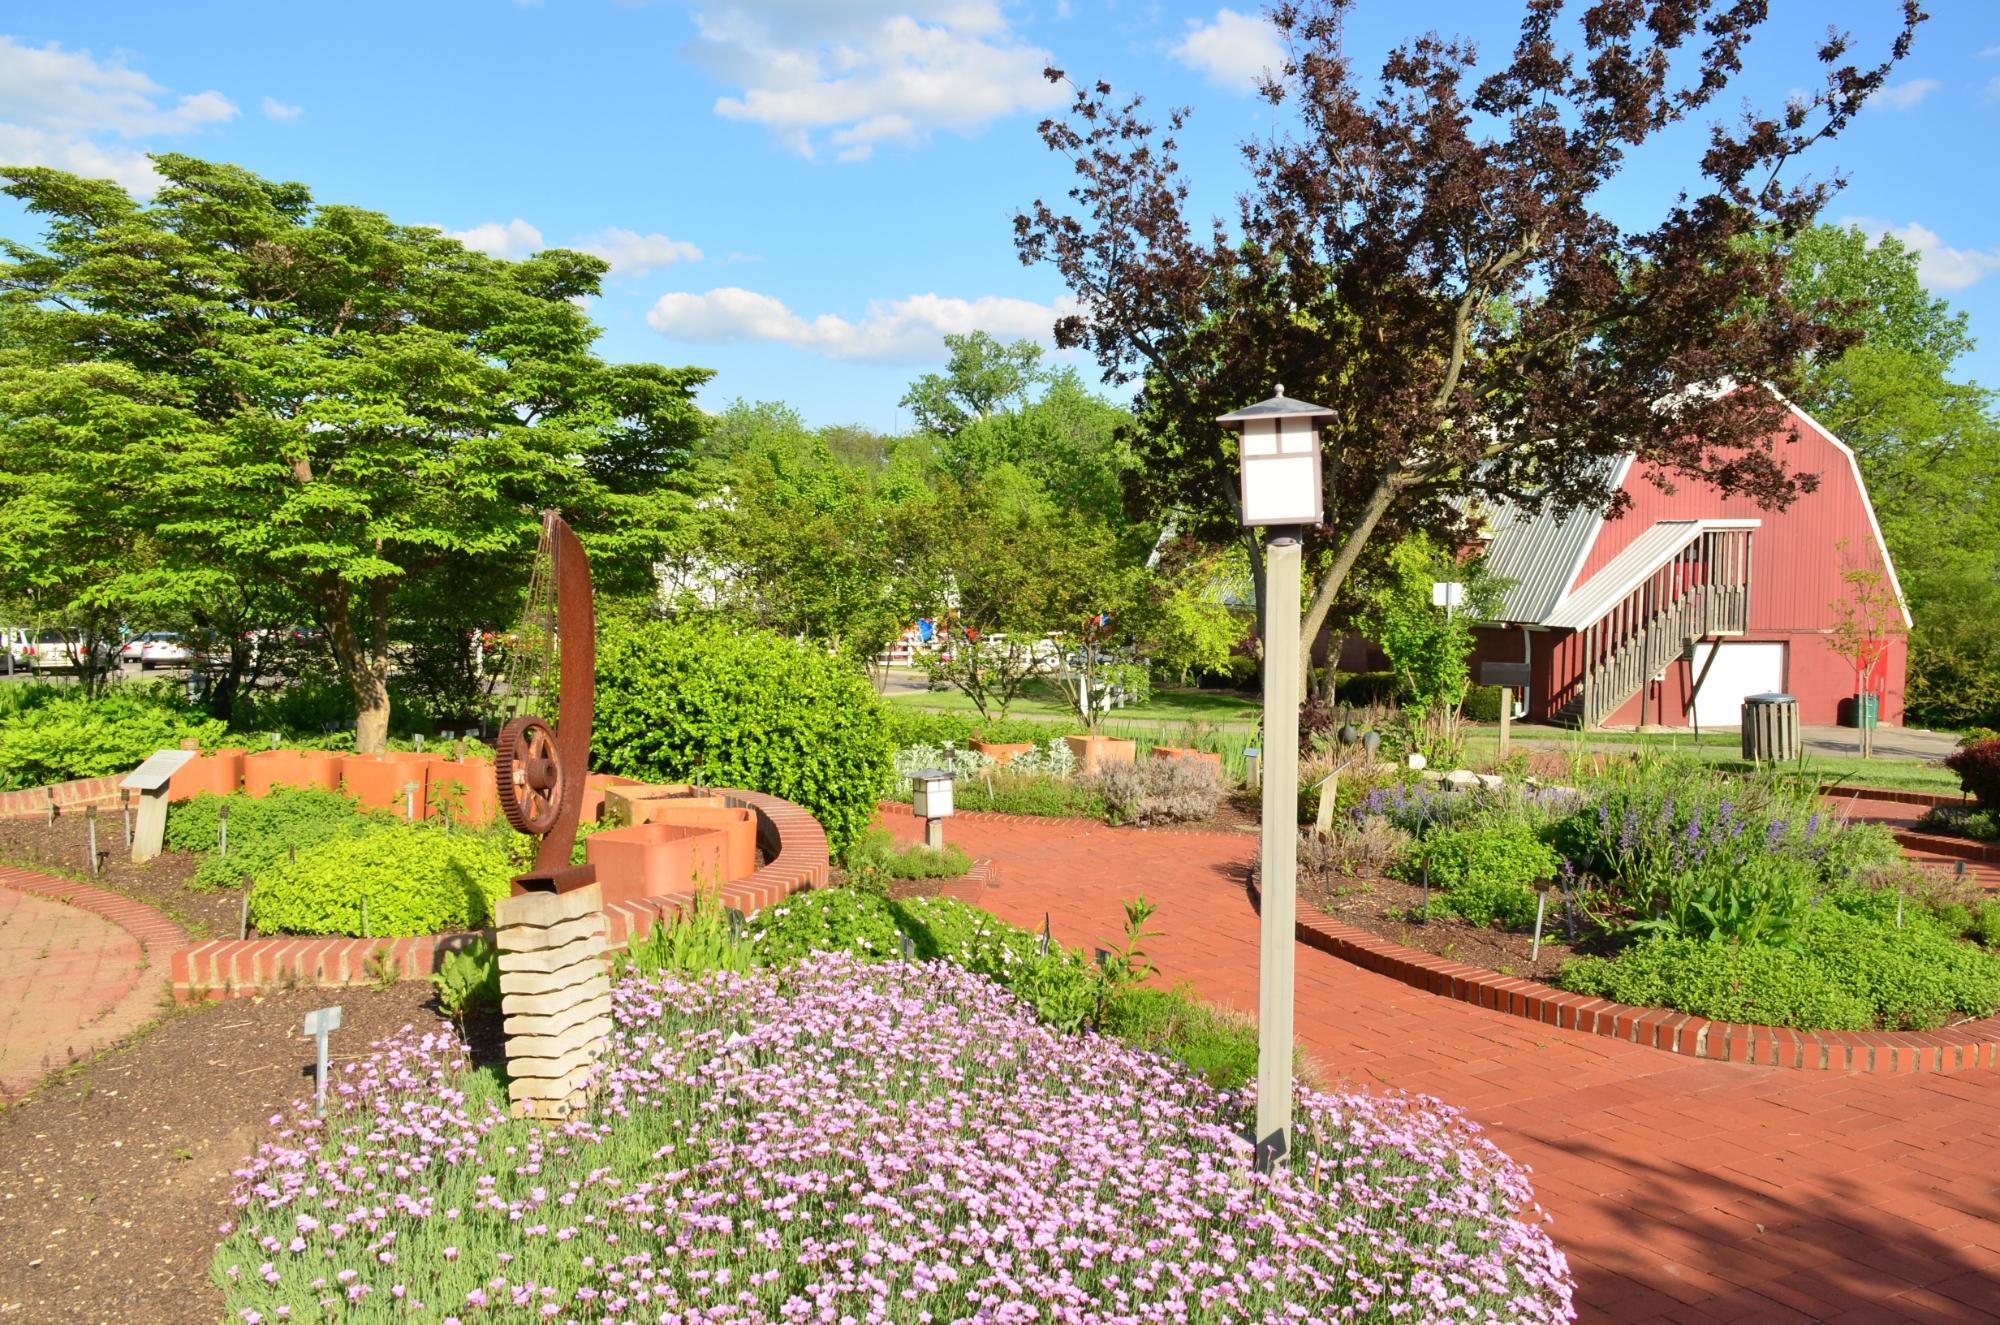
[1216,386,1334,529]
[911,768,954,850]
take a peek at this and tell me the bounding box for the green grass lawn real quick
[886,678,1262,727]
[1462,729,1964,795]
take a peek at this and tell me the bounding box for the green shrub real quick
[1461,685,1506,723]
[954,769,1107,819]
[845,827,972,887]
[1100,985,1262,1089]
[167,787,377,893]
[746,888,1100,1031]
[617,891,752,978]
[430,939,500,1023]
[0,686,226,790]
[1393,821,1555,929]
[593,619,892,856]
[1556,897,2000,1030]
[248,824,514,936]
[881,708,1061,749]
[1332,671,1402,707]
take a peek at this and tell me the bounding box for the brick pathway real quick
[884,811,2000,1324]
[1835,795,2000,890]
[0,868,183,1101]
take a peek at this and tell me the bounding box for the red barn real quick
[1381,396,1908,729]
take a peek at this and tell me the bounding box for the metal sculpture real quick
[495,509,597,894]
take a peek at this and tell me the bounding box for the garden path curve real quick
[878,810,2000,1325]
[0,867,183,1101]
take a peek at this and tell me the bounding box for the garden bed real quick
[0,811,234,941]
[0,980,475,1325]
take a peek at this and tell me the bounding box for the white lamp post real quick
[911,769,955,850]
[1217,385,1334,1173]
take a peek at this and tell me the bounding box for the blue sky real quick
[3,2,1997,431]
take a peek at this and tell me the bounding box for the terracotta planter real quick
[421,757,497,825]
[640,804,757,881]
[339,753,432,814]
[584,822,731,906]
[168,748,246,802]
[581,772,644,825]
[1065,735,1136,776]
[971,740,1034,765]
[241,749,341,796]
[1150,746,1222,769]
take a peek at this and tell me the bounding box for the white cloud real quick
[688,1,1063,160]
[261,97,303,122]
[0,37,237,193]
[1171,8,1285,93]
[1865,77,1940,111]
[441,218,545,259]
[646,286,1073,362]
[575,227,704,275]
[1842,217,2000,293]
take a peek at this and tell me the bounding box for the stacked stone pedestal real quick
[495,884,612,1121]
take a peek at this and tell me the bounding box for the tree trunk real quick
[326,580,396,754]
[1297,477,1402,684]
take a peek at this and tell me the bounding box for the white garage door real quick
[1689,642,1787,729]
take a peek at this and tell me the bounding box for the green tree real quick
[1355,534,1506,759]
[0,156,707,749]
[1779,223,2000,729]
[901,332,1046,437]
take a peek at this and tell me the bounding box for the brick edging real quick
[1247,870,2000,1074]
[170,785,832,1002]
[1822,785,1969,809]
[0,775,126,821]
[1890,828,2000,865]
[0,865,191,959]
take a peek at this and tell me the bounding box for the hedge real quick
[593,620,893,856]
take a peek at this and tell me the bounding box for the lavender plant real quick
[215,957,1575,1323]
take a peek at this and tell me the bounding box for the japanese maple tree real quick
[1016,0,1922,678]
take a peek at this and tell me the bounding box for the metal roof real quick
[1215,389,1337,425]
[1461,457,1629,624]
[1543,518,1760,629]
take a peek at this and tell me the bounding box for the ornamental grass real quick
[216,956,1574,1323]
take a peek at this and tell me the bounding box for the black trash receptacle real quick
[1741,693,1799,763]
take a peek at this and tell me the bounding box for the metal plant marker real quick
[304,1005,342,1116]
[491,510,612,1122]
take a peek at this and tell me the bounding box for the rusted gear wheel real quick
[495,715,565,835]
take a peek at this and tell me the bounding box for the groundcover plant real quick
[215,957,1573,1323]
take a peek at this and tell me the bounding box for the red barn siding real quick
[1570,406,1906,727]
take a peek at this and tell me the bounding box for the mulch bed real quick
[0,982,498,1325]
[1290,867,1600,982]
[0,813,238,942]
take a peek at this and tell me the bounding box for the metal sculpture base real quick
[496,883,612,1121]
[511,862,598,896]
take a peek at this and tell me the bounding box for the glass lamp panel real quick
[1242,454,1319,523]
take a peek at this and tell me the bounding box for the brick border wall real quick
[1823,785,1968,809]
[170,785,831,1002]
[1247,871,2000,1074]
[0,864,190,959]
[1892,828,2000,865]
[0,775,125,820]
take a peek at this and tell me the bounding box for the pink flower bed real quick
[215,957,1573,1322]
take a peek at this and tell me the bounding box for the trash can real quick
[1741,693,1800,763]
[1839,693,1880,729]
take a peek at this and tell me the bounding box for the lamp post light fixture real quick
[1217,385,1336,1174]
[910,769,955,850]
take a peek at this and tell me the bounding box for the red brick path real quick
[0,868,184,1100]
[881,810,2000,1324]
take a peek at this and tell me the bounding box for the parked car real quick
[0,627,31,672]
[21,627,114,671]
[129,631,198,669]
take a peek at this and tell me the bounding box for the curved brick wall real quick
[1247,870,2000,1074]
[170,785,830,1002]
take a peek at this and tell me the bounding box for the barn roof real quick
[1460,457,1629,624]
